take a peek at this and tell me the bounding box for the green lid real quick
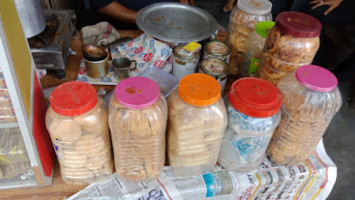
[255,21,275,38]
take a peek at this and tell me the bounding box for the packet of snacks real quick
[110,33,172,76]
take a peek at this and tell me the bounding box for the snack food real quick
[258,12,322,85]
[267,65,342,165]
[46,81,113,185]
[108,77,167,182]
[167,74,227,176]
[227,0,272,76]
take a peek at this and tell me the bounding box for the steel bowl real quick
[136,2,217,43]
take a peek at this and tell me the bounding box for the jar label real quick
[53,137,62,160]
[231,135,271,159]
[202,171,233,197]
[249,58,260,74]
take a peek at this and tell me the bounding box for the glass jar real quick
[257,11,322,85]
[203,40,231,64]
[240,21,274,77]
[227,0,272,76]
[108,77,168,182]
[45,81,113,185]
[199,58,229,94]
[218,78,282,172]
[268,65,342,165]
[167,73,227,176]
[172,44,201,80]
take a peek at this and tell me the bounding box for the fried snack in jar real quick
[45,81,113,185]
[108,77,167,182]
[240,21,274,77]
[267,65,342,165]
[258,12,322,85]
[218,78,282,172]
[227,0,272,76]
[167,73,227,176]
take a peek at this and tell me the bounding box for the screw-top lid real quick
[114,77,160,109]
[229,78,282,117]
[178,73,221,106]
[255,21,275,38]
[275,11,322,38]
[49,81,98,116]
[200,58,229,76]
[204,40,231,56]
[295,65,338,92]
[237,0,272,15]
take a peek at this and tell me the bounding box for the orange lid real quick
[178,73,221,106]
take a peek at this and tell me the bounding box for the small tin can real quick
[203,40,231,64]
[172,44,201,80]
[199,58,229,93]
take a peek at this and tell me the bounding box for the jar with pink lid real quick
[108,77,168,182]
[267,65,342,165]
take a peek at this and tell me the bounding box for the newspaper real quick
[68,139,336,200]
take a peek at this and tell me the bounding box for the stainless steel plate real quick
[136,2,217,43]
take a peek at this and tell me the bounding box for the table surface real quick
[0,29,237,200]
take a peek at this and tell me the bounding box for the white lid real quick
[237,0,272,15]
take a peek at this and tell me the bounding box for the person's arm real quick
[97,1,137,24]
[180,0,195,5]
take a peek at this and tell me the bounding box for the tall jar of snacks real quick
[227,0,272,76]
[167,73,227,176]
[268,65,342,165]
[108,77,168,182]
[45,81,113,185]
[218,78,282,172]
[240,21,275,77]
[257,11,322,85]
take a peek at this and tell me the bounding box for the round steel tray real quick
[136,2,217,43]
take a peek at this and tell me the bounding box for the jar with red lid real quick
[268,65,342,165]
[218,78,282,172]
[45,81,113,185]
[108,77,168,182]
[227,0,272,76]
[257,11,322,85]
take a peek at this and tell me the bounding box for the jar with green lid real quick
[240,21,274,77]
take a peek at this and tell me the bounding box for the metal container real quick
[14,0,46,38]
[172,44,201,80]
[84,55,108,79]
[199,58,229,94]
[203,40,231,64]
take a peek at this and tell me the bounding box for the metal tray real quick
[136,3,217,43]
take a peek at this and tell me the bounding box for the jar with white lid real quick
[167,73,227,176]
[108,77,168,182]
[240,21,274,77]
[268,65,342,165]
[45,81,113,185]
[218,78,282,172]
[227,0,272,76]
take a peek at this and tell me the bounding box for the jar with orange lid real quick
[108,77,168,182]
[45,81,113,185]
[257,11,322,85]
[167,73,227,176]
[218,78,282,172]
[227,0,272,76]
[267,65,342,165]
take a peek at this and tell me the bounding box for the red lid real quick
[228,78,282,117]
[275,11,322,38]
[49,81,98,116]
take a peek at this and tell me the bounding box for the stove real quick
[28,9,74,78]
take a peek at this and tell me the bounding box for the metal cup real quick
[112,57,137,80]
[84,55,108,79]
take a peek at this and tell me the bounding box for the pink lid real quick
[114,77,160,109]
[295,65,338,92]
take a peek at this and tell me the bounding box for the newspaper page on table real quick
[68,139,336,200]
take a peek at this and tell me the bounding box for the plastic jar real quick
[257,11,322,85]
[227,0,272,76]
[268,65,342,165]
[172,44,201,80]
[45,81,113,185]
[167,73,227,176]
[108,77,168,182]
[218,78,282,172]
[240,21,275,77]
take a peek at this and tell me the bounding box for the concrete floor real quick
[195,1,355,199]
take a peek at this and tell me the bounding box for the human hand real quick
[310,0,343,15]
[180,0,195,6]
